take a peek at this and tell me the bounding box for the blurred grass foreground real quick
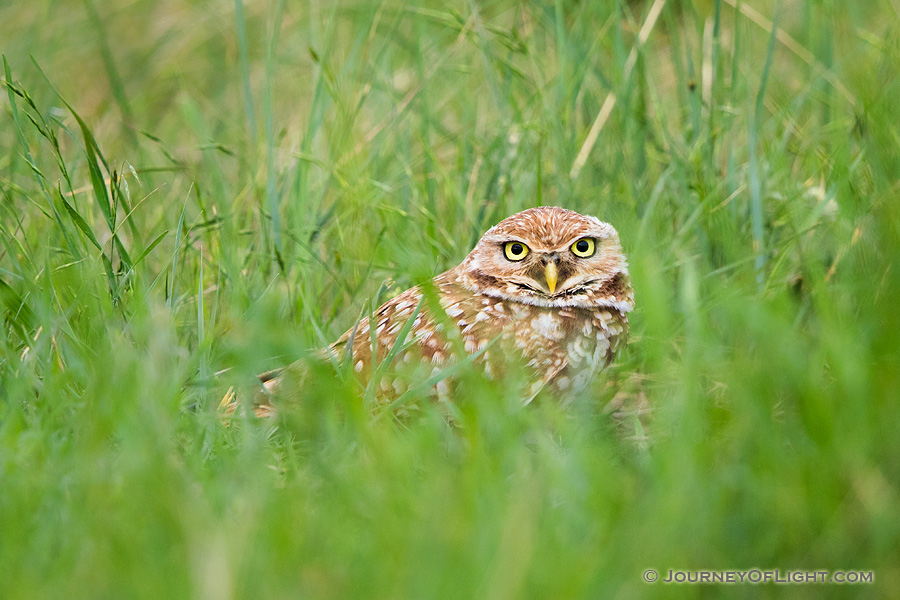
[1,1,899,598]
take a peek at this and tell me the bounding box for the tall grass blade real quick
[747,0,780,289]
[167,195,189,308]
[234,0,257,139]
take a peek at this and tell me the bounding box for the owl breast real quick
[504,303,629,398]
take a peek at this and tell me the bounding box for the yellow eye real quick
[503,241,530,261]
[570,237,596,258]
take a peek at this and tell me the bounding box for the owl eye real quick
[503,241,530,261]
[570,237,596,258]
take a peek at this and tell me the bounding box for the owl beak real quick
[544,262,558,294]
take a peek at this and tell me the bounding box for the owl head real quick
[455,207,633,311]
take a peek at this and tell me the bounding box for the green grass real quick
[1,0,899,598]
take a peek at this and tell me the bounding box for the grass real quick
[1,0,899,598]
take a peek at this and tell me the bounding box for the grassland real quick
[1,0,899,598]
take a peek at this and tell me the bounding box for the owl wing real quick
[329,272,514,374]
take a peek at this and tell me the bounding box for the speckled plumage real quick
[259,206,634,406]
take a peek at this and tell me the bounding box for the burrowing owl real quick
[254,207,634,407]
